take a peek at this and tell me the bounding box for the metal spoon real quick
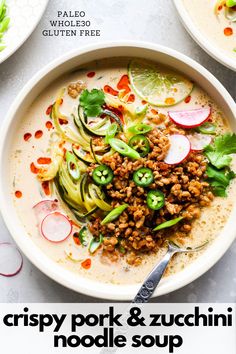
[99,241,208,354]
[133,241,208,303]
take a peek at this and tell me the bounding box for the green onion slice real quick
[109,138,140,159]
[101,204,128,225]
[153,217,184,231]
[89,234,103,254]
[196,122,216,135]
[105,123,118,144]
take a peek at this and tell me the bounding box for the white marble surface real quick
[0,0,235,303]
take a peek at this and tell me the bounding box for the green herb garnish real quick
[79,89,105,117]
[206,165,235,197]
[119,245,126,254]
[0,0,10,52]
[204,133,236,169]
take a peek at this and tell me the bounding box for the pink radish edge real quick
[187,133,212,151]
[33,199,59,224]
[33,199,58,209]
[41,212,72,243]
[0,242,23,277]
[164,134,191,165]
[168,107,211,128]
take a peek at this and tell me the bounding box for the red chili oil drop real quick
[127,94,135,103]
[184,95,191,104]
[42,181,50,196]
[15,191,22,198]
[104,85,119,96]
[59,141,66,148]
[81,258,91,269]
[117,75,131,95]
[151,108,158,115]
[35,130,43,139]
[59,118,68,125]
[141,100,147,105]
[37,157,52,165]
[118,105,125,112]
[73,232,81,246]
[24,133,32,142]
[117,75,130,89]
[62,147,67,157]
[46,105,53,116]
[30,162,39,174]
[87,71,96,78]
[45,121,53,130]
[224,27,233,36]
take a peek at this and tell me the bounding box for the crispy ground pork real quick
[88,127,214,265]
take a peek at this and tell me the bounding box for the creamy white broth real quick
[10,58,236,285]
[183,0,236,60]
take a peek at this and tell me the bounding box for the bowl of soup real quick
[174,0,236,71]
[0,42,236,300]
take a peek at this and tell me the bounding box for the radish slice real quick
[187,133,212,151]
[41,212,72,243]
[33,200,58,223]
[168,107,211,128]
[0,243,23,277]
[164,134,191,164]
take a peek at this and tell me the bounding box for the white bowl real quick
[0,0,49,65]
[173,0,236,72]
[0,42,236,300]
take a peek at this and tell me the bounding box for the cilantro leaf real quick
[206,165,235,185]
[206,164,235,197]
[204,133,236,169]
[209,181,227,197]
[79,89,105,117]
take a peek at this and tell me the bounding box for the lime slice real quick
[128,59,194,107]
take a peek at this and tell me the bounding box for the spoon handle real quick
[133,248,174,303]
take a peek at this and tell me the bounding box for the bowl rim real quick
[173,0,236,72]
[1,40,236,300]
